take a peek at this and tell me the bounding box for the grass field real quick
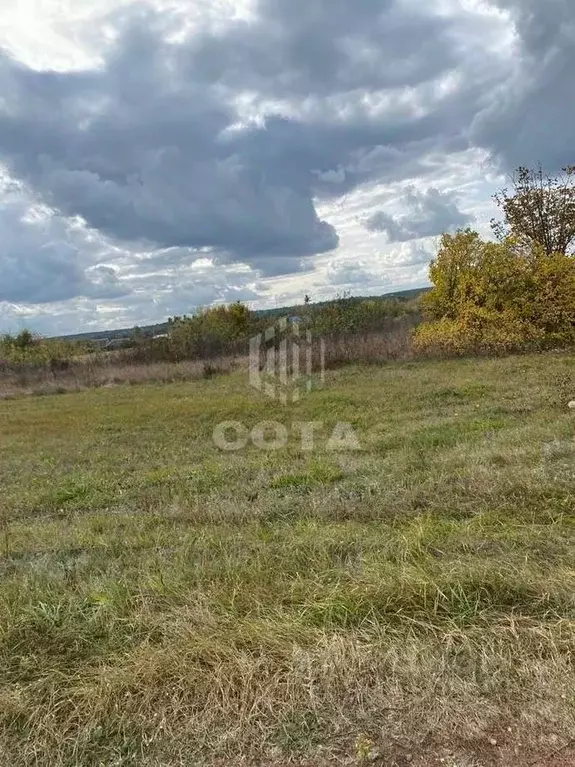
[1,353,574,766]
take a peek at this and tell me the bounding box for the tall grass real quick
[0,316,417,399]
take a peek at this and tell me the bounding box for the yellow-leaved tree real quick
[415,165,575,356]
[415,232,575,355]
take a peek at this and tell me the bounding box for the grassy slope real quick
[0,353,574,766]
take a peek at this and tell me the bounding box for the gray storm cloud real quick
[0,0,571,315]
[0,0,499,281]
[470,0,575,172]
[0,191,127,304]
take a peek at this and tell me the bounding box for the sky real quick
[0,0,573,335]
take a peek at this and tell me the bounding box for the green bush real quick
[127,294,422,364]
[0,333,87,367]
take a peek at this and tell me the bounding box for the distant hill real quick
[255,288,428,320]
[58,323,171,343]
[55,287,430,342]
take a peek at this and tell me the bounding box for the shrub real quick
[0,333,87,367]
[413,309,543,357]
[415,230,575,356]
[163,302,256,361]
[124,295,422,365]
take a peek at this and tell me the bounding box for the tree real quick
[420,229,484,320]
[14,329,34,349]
[415,230,575,355]
[492,165,575,256]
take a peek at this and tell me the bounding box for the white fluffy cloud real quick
[365,186,473,242]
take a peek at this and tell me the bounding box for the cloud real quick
[471,0,575,172]
[1,0,568,334]
[123,259,265,318]
[0,255,266,336]
[365,185,472,241]
[188,0,459,97]
[325,240,432,295]
[326,259,375,287]
[0,7,341,276]
[0,183,128,304]
[389,242,434,268]
[0,0,508,283]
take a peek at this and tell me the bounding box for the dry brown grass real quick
[0,355,245,399]
[0,324,415,400]
[321,325,414,368]
[2,616,573,765]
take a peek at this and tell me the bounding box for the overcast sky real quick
[0,0,573,335]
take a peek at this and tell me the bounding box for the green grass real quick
[1,353,575,765]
